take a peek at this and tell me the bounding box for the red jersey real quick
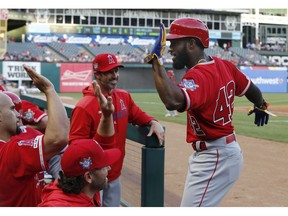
[21,100,47,125]
[38,179,99,207]
[179,57,251,143]
[69,85,155,181]
[0,126,49,206]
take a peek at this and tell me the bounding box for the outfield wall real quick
[0,61,287,93]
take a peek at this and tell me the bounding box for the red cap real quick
[0,85,6,91]
[61,139,121,177]
[92,53,124,73]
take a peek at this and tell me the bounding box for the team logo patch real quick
[180,79,199,91]
[23,109,35,123]
[17,138,35,147]
[120,99,126,110]
[93,63,98,70]
[80,157,93,170]
[108,55,115,64]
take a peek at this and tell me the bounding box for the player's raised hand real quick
[23,64,54,93]
[92,80,114,117]
[144,23,166,66]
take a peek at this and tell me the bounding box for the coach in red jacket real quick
[69,53,165,207]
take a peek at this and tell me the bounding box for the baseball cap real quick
[61,139,121,177]
[0,85,6,91]
[92,53,124,73]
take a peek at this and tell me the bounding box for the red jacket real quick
[69,85,155,181]
[38,180,99,207]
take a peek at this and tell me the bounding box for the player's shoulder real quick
[19,126,43,135]
[114,88,129,94]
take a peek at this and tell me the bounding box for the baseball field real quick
[61,92,288,143]
[59,92,288,206]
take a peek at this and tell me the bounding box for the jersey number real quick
[213,81,235,125]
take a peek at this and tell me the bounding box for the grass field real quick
[59,92,288,144]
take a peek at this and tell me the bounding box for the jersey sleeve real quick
[93,133,115,150]
[6,134,48,177]
[226,61,251,97]
[178,72,205,111]
[69,106,95,144]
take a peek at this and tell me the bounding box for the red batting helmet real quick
[166,18,209,48]
[2,91,23,114]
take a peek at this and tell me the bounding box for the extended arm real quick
[23,65,69,160]
[145,23,185,111]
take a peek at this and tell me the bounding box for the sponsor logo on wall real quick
[2,62,41,81]
[60,63,92,92]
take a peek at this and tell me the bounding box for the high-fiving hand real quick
[144,23,166,66]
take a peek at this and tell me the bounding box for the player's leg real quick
[180,142,243,207]
[172,110,178,117]
[102,177,121,207]
[165,109,171,117]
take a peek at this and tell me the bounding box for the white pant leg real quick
[102,177,121,207]
[181,142,243,207]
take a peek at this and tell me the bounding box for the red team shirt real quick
[38,179,100,207]
[69,85,155,182]
[179,57,251,143]
[0,126,48,206]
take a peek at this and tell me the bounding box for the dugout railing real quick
[20,93,165,207]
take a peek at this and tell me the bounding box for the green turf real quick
[59,92,288,144]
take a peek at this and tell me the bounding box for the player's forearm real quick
[44,89,69,146]
[97,115,114,137]
[245,82,265,107]
[152,60,184,110]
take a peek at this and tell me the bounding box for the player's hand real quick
[247,101,270,126]
[23,64,54,93]
[144,23,166,66]
[92,80,114,117]
[147,120,165,146]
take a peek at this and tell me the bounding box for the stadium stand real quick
[46,42,93,62]
[4,41,278,66]
[5,42,67,62]
[229,47,275,66]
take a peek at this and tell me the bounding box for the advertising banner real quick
[60,63,92,92]
[240,66,287,93]
[2,61,41,81]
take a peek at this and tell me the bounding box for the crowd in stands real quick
[2,40,281,66]
[246,42,287,52]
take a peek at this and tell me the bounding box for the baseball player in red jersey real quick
[21,99,48,132]
[38,81,121,207]
[0,65,69,206]
[3,91,65,181]
[69,53,165,207]
[145,18,271,206]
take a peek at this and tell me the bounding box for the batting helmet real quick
[166,18,209,48]
[2,91,23,114]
